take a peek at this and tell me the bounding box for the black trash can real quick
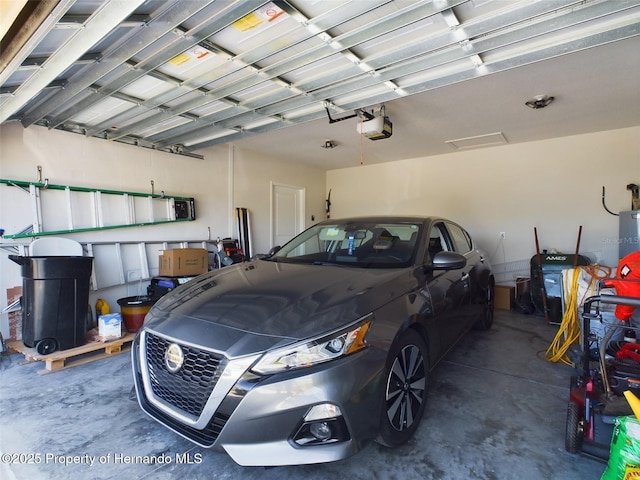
[10,255,93,355]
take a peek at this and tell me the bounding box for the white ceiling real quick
[1,0,639,170]
[243,36,640,169]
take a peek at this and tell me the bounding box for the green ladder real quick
[0,178,195,239]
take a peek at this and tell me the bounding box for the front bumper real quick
[131,330,385,466]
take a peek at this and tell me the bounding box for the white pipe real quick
[228,144,235,238]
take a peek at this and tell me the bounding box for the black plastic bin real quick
[10,255,93,355]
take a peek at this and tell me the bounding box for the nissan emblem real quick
[165,343,184,373]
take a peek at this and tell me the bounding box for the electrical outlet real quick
[500,232,506,239]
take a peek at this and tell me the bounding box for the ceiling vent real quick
[445,132,508,150]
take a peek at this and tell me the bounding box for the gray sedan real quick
[131,216,495,466]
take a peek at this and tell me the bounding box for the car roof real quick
[319,216,441,224]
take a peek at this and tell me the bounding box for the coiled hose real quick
[545,265,612,365]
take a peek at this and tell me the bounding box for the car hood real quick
[143,259,414,358]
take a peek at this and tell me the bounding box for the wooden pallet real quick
[7,332,136,375]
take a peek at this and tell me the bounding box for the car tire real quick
[474,278,495,331]
[377,329,429,447]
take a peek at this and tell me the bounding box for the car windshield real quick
[269,220,422,268]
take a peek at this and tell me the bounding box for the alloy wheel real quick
[385,344,427,431]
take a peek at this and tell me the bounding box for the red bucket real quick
[117,296,155,333]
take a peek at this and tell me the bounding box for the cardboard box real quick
[98,313,122,341]
[159,248,208,277]
[495,285,515,310]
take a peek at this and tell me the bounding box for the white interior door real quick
[272,183,305,248]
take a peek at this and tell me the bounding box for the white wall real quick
[231,146,326,254]
[1,122,638,338]
[0,122,326,337]
[327,126,640,284]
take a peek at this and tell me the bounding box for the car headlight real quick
[251,315,372,375]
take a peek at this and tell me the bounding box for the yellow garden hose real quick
[545,265,612,365]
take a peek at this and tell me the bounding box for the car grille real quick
[144,332,225,418]
[141,385,229,446]
[135,369,229,447]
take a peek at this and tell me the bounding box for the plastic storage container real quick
[10,255,93,355]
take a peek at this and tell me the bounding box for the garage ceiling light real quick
[525,95,555,109]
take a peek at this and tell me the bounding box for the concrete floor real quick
[0,309,604,480]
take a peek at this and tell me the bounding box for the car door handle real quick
[461,273,470,281]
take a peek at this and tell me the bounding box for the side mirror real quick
[431,251,466,270]
[268,245,281,256]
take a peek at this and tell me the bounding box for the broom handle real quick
[574,225,582,268]
[534,227,550,323]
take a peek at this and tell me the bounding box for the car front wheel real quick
[475,278,495,330]
[377,329,429,447]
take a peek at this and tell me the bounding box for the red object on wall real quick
[603,251,640,321]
